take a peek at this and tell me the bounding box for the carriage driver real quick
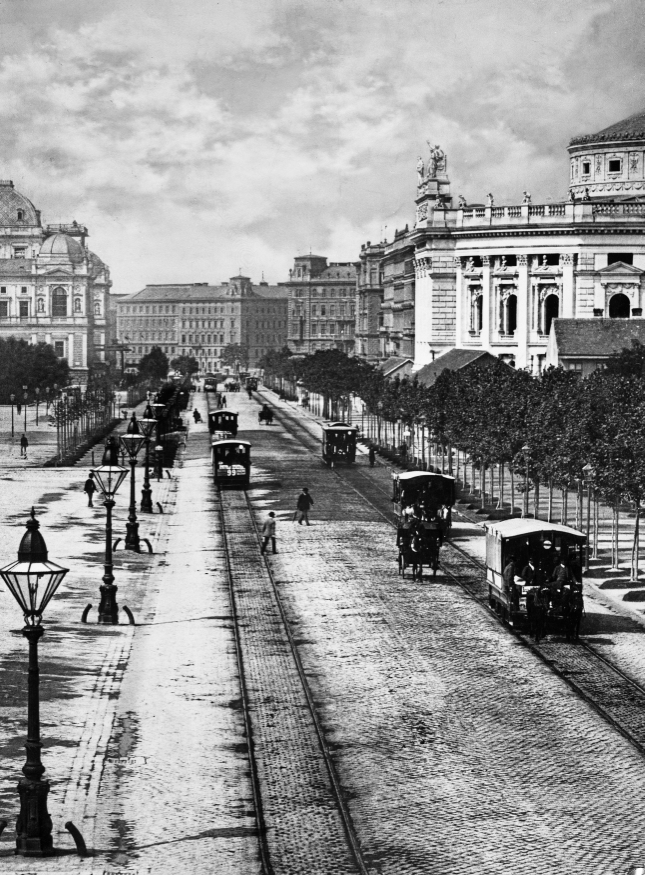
[502,555,520,609]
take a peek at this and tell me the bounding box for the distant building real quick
[283,255,357,355]
[414,349,502,388]
[356,241,385,362]
[117,275,289,373]
[0,180,111,383]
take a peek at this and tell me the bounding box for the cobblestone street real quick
[1,392,645,873]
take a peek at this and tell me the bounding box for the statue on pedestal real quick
[486,192,495,207]
[417,156,425,185]
[426,142,446,176]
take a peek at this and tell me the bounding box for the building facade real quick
[284,255,357,355]
[0,180,111,383]
[117,275,289,373]
[381,229,416,360]
[355,241,385,362]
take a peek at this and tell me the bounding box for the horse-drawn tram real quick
[393,472,455,579]
[486,518,586,639]
[208,409,239,439]
[321,422,358,467]
[211,439,251,489]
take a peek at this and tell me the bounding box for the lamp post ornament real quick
[139,404,157,513]
[0,509,69,856]
[92,437,128,624]
[120,414,146,552]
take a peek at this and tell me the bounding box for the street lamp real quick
[0,509,69,856]
[155,444,163,481]
[582,462,594,571]
[10,392,15,438]
[34,388,40,426]
[92,437,128,624]
[521,444,531,519]
[120,414,146,552]
[139,404,157,513]
[152,402,165,480]
[23,385,28,433]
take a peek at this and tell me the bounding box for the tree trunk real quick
[511,468,515,515]
[632,500,640,582]
[534,478,540,520]
[562,485,567,526]
[498,463,504,510]
[548,480,553,523]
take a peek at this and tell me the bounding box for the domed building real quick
[0,181,111,382]
[361,109,645,377]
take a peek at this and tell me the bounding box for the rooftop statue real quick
[417,156,425,185]
[426,142,446,176]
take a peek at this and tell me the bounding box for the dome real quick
[0,180,39,226]
[570,109,645,146]
[39,233,85,262]
[87,250,106,277]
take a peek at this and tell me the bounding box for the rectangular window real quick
[320,304,326,316]
[54,340,65,357]
[582,161,591,175]
[0,286,6,294]
[14,247,26,259]
[0,301,7,318]
[311,321,318,335]
[19,300,28,319]
[608,159,622,173]
[21,286,27,294]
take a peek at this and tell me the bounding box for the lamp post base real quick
[140,484,153,513]
[124,520,140,552]
[98,583,119,624]
[16,777,54,856]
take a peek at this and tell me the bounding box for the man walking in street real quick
[368,444,376,467]
[295,487,314,525]
[20,434,28,458]
[260,511,277,554]
[84,471,97,507]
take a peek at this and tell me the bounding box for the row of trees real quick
[260,343,645,577]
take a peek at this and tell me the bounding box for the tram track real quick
[260,392,645,763]
[209,392,368,875]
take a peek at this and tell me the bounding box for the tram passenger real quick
[520,556,538,587]
[502,555,517,598]
[550,554,570,601]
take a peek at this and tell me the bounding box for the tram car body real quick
[392,471,455,532]
[321,422,358,466]
[208,409,239,437]
[486,518,585,626]
[211,439,251,489]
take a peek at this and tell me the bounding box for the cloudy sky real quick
[0,0,643,293]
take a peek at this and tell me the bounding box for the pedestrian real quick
[295,487,314,525]
[20,434,28,458]
[260,511,277,554]
[368,444,376,467]
[84,471,97,507]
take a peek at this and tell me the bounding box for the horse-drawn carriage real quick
[321,422,358,467]
[393,472,455,580]
[211,439,251,489]
[486,518,586,640]
[208,409,239,438]
[258,404,274,425]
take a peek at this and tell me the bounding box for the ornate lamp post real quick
[152,402,165,480]
[10,392,15,438]
[0,509,69,856]
[34,388,40,426]
[92,437,128,624]
[44,387,50,416]
[521,444,531,519]
[582,463,594,571]
[139,404,157,513]
[23,385,28,433]
[120,415,146,552]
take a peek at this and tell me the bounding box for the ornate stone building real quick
[355,241,385,362]
[117,275,289,373]
[284,255,357,355]
[387,111,645,373]
[0,180,111,383]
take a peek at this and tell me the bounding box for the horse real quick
[258,406,273,425]
[527,586,550,643]
[562,585,584,641]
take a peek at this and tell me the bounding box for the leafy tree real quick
[170,354,199,376]
[604,339,645,378]
[222,343,250,371]
[138,346,169,381]
[0,337,69,402]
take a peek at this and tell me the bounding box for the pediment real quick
[598,261,643,276]
[39,267,75,277]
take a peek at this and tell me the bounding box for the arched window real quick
[500,293,517,335]
[17,210,23,222]
[52,288,67,317]
[470,292,483,334]
[609,293,630,318]
[544,294,560,335]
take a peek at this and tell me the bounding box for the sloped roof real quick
[378,356,413,377]
[415,348,501,387]
[552,318,645,357]
[598,261,643,276]
[253,284,291,300]
[0,180,39,226]
[122,282,289,303]
[39,232,84,263]
[570,109,645,145]
[0,258,34,276]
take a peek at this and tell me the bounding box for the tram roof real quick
[396,471,455,482]
[322,422,358,431]
[211,438,251,447]
[485,518,585,540]
[210,409,238,416]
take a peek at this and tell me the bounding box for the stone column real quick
[481,256,491,349]
[68,333,75,366]
[561,253,575,316]
[516,255,529,369]
[454,256,463,347]
[413,254,434,367]
[82,333,88,366]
